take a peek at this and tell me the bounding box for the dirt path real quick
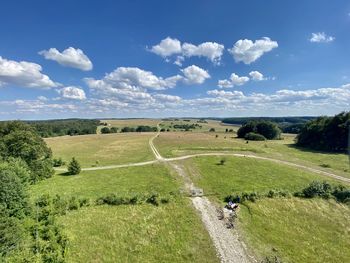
[169,162,253,263]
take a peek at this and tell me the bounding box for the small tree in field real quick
[68,157,81,175]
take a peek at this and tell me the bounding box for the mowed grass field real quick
[154,132,350,177]
[30,164,179,199]
[45,132,155,167]
[185,156,350,263]
[30,163,219,262]
[187,156,347,200]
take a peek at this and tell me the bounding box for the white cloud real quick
[228,37,278,64]
[218,73,249,88]
[58,86,86,100]
[150,37,182,57]
[181,65,210,84]
[0,56,58,88]
[182,42,225,65]
[309,32,335,43]
[39,47,93,71]
[153,94,181,102]
[150,37,224,65]
[249,71,265,81]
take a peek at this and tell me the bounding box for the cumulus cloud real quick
[181,65,210,84]
[218,73,249,88]
[39,47,93,71]
[249,71,265,81]
[150,37,182,57]
[0,56,58,88]
[228,37,278,64]
[309,32,335,43]
[149,37,224,65]
[58,86,86,100]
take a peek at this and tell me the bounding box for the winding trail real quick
[55,126,350,262]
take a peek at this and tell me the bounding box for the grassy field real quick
[239,198,350,263]
[30,164,179,199]
[187,156,348,200]
[99,118,160,132]
[159,119,238,133]
[45,132,154,167]
[59,201,219,263]
[30,163,219,262]
[154,132,350,178]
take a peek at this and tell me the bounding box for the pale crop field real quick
[45,132,154,167]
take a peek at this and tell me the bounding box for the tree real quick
[237,121,281,140]
[101,127,110,134]
[110,127,118,133]
[67,158,81,175]
[0,121,54,183]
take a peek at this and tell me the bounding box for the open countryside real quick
[1,1,350,263]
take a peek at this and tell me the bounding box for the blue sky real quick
[0,0,350,120]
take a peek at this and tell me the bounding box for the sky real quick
[0,0,350,120]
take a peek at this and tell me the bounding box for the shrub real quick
[209,128,215,132]
[146,193,159,206]
[301,181,332,198]
[237,121,281,140]
[219,158,226,165]
[244,132,266,141]
[67,157,81,175]
[53,158,65,167]
[100,127,110,134]
[110,127,118,133]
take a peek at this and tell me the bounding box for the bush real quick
[53,158,65,167]
[302,181,332,198]
[101,127,110,134]
[67,157,81,175]
[209,128,215,132]
[110,127,118,133]
[244,132,266,141]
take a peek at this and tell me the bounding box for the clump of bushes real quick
[296,181,350,203]
[225,190,291,203]
[244,132,266,141]
[237,120,281,140]
[96,192,172,207]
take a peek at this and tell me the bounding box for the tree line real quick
[296,111,350,152]
[23,119,99,137]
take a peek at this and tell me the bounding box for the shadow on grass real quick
[57,171,74,176]
[286,143,346,156]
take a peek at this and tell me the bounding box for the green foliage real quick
[100,127,111,134]
[244,132,266,141]
[0,121,54,183]
[209,128,215,132]
[53,157,65,167]
[301,181,333,198]
[121,126,157,132]
[67,157,81,175]
[95,193,170,207]
[110,127,118,133]
[296,111,350,152]
[24,119,99,137]
[0,207,24,257]
[0,162,30,218]
[238,121,281,140]
[222,116,315,125]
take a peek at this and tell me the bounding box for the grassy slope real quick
[189,156,347,200]
[30,164,219,262]
[60,201,219,263]
[30,164,179,199]
[239,198,350,263]
[155,132,350,178]
[45,132,154,167]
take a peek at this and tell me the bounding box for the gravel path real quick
[170,162,253,263]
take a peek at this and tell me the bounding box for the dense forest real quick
[296,112,350,152]
[23,119,99,137]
